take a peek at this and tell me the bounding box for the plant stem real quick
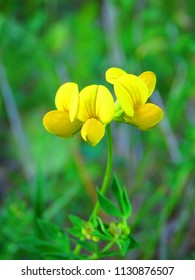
[90,124,113,220]
[101,240,115,254]
[74,124,113,256]
[73,243,82,255]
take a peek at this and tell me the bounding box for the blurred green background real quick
[0,0,195,260]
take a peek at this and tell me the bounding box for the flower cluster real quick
[43,67,163,146]
[108,221,131,240]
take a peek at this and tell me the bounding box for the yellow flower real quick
[105,67,163,130]
[43,83,115,146]
[77,85,115,146]
[43,82,82,138]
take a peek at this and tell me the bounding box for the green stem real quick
[122,217,128,226]
[101,240,115,254]
[73,243,82,255]
[90,124,113,220]
[74,124,113,256]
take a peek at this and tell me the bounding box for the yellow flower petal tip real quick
[105,67,127,84]
[55,82,79,122]
[125,103,163,130]
[139,71,156,97]
[81,118,105,146]
[43,110,82,138]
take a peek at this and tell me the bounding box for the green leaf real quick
[19,237,65,255]
[97,189,122,218]
[35,241,62,253]
[68,215,83,229]
[90,216,98,228]
[95,218,112,240]
[111,174,133,218]
[96,217,111,236]
[111,174,125,213]
[37,219,61,238]
[116,239,131,256]
[92,230,111,241]
[128,236,139,250]
[77,239,96,253]
[66,228,83,238]
[122,188,132,218]
[37,219,70,250]
[19,237,41,254]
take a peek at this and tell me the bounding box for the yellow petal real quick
[96,85,115,123]
[105,67,127,84]
[81,118,105,146]
[124,103,163,130]
[77,85,97,121]
[139,71,156,97]
[114,74,149,117]
[78,85,115,124]
[69,90,79,122]
[55,82,79,121]
[114,81,134,117]
[43,110,81,138]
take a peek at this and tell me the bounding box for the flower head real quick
[77,85,115,146]
[105,67,163,130]
[43,82,82,138]
[43,82,115,146]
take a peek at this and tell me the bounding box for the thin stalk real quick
[90,124,113,220]
[73,243,82,255]
[101,240,115,254]
[74,124,113,256]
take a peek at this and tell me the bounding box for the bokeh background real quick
[0,0,195,260]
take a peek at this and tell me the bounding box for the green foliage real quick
[111,174,132,218]
[97,188,122,218]
[37,219,70,251]
[20,219,77,260]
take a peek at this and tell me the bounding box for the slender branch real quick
[101,240,115,254]
[73,243,82,255]
[90,124,113,219]
[100,124,113,196]
[74,124,113,256]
